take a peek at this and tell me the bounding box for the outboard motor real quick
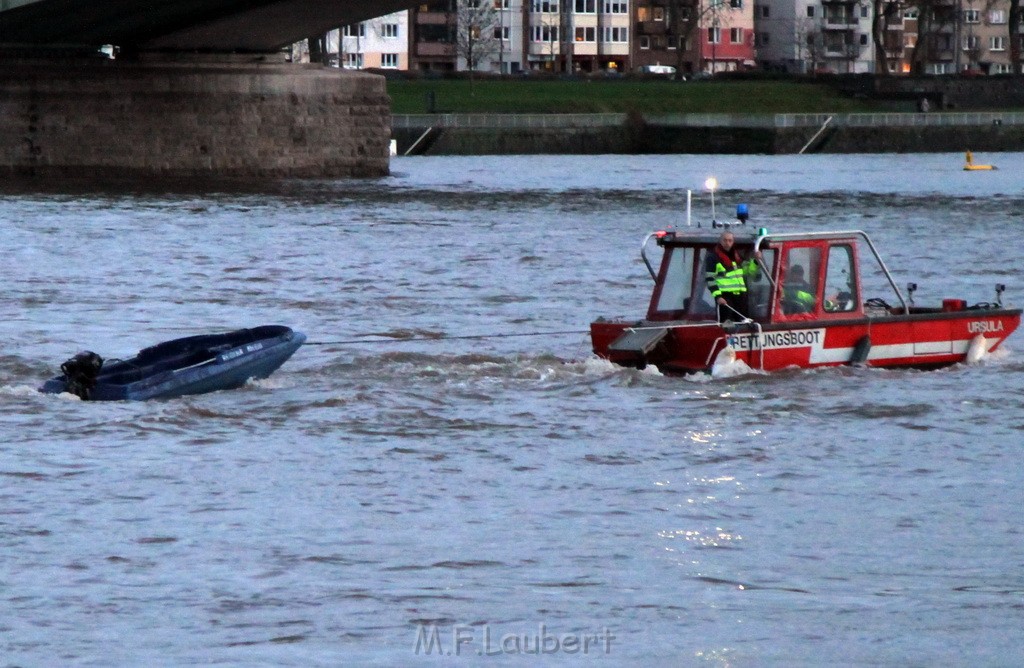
[60,351,104,400]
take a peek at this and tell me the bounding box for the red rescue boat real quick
[591,210,1020,374]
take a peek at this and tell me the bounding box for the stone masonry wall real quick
[0,58,391,178]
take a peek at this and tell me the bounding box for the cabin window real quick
[780,246,822,315]
[655,247,697,314]
[824,244,857,312]
[746,248,775,320]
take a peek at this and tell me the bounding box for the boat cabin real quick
[643,226,887,326]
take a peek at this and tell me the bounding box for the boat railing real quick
[641,232,660,280]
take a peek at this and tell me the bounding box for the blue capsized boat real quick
[40,325,306,400]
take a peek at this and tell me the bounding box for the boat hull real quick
[41,325,306,400]
[592,309,1020,374]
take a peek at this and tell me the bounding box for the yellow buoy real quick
[964,150,996,171]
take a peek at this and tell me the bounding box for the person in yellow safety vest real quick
[704,231,761,320]
[782,264,816,314]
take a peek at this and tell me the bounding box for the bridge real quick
[0,0,416,52]
[0,1,421,179]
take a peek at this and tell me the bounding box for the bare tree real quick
[872,0,903,75]
[798,18,828,73]
[907,0,958,74]
[455,0,501,72]
[1009,0,1022,73]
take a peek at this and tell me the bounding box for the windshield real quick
[652,244,775,321]
[654,246,696,314]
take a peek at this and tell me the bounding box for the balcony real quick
[928,48,955,61]
[416,12,455,26]
[415,42,455,57]
[823,18,858,30]
[636,20,668,35]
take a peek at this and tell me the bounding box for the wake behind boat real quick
[40,325,305,400]
[591,209,1020,374]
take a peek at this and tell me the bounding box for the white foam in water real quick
[710,358,756,378]
[1,384,52,397]
[247,377,290,390]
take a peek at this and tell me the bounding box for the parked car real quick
[636,64,676,76]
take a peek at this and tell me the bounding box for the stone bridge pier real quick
[0,55,391,179]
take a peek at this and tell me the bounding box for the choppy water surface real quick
[3,154,1023,666]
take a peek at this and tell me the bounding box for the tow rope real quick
[305,329,588,346]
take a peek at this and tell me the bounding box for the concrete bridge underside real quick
[0,1,420,179]
[0,0,419,52]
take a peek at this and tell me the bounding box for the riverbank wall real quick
[393,112,1024,156]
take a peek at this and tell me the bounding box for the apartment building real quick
[407,0,631,73]
[330,11,409,70]
[702,0,757,74]
[900,1,1017,75]
[754,0,873,73]
[323,1,1018,76]
[756,0,1020,75]
[624,1,756,76]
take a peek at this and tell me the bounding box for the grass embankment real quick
[387,79,888,115]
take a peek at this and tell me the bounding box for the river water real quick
[2,153,1023,666]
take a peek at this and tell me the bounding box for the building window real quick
[604,1,627,13]
[806,6,815,18]
[759,5,769,18]
[861,6,868,17]
[575,0,596,12]
[345,53,363,69]
[532,0,559,12]
[962,35,979,49]
[494,0,510,7]
[654,7,665,20]
[575,26,596,41]
[708,26,721,44]
[730,0,742,8]
[381,53,399,68]
[755,32,770,46]
[730,27,743,44]
[860,33,868,45]
[494,26,510,40]
[904,34,916,48]
[903,8,918,19]
[993,63,1012,73]
[382,23,399,38]
[343,23,366,38]
[532,25,559,41]
[989,10,1006,24]
[639,35,650,49]
[605,26,628,42]
[990,36,1006,50]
